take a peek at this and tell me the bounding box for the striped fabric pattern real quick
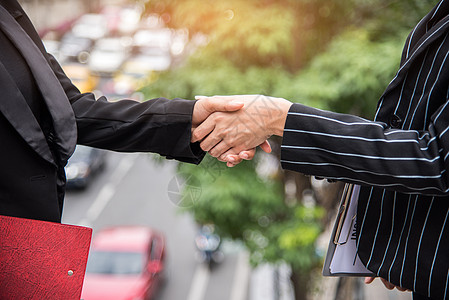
[280,1,449,299]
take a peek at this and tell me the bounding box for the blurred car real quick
[62,63,98,93]
[65,145,106,189]
[72,14,108,41]
[88,37,130,75]
[111,55,157,96]
[138,47,172,72]
[59,33,94,63]
[81,226,166,300]
[133,29,173,52]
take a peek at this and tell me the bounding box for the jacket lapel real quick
[0,62,55,164]
[0,4,77,164]
[382,1,449,98]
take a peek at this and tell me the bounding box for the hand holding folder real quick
[0,215,92,300]
[323,184,375,277]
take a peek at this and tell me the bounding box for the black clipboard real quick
[322,184,376,277]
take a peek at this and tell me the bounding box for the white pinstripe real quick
[403,49,430,127]
[394,73,409,115]
[416,34,449,129]
[281,160,449,195]
[388,194,412,283]
[439,125,449,138]
[356,187,375,256]
[428,208,449,297]
[283,128,438,150]
[433,96,449,124]
[398,19,449,81]
[400,197,418,287]
[413,198,434,291]
[378,194,396,274]
[429,0,446,30]
[384,18,449,93]
[282,145,440,163]
[287,112,382,127]
[374,96,384,120]
[366,190,386,268]
[279,159,446,179]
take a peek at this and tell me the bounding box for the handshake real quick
[191,95,293,167]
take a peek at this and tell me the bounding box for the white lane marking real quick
[230,252,251,300]
[186,264,210,300]
[78,154,138,226]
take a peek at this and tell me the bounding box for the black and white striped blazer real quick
[281,1,449,298]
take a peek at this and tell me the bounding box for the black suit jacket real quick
[0,0,204,222]
[281,0,449,299]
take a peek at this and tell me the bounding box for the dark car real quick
[65,145,106,189]
[81,226,166,300]
[59,33,94,63]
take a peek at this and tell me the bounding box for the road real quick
[62,151,249,300]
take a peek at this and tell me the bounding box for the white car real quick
[138,47,172,71]
[133,29,173,52]
[118,7,142,35]
[88,38,130,75]
[72,14,108,41]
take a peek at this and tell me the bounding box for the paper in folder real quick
[0,215,92,299]
[322,184,375,277]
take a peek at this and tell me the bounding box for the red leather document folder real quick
[0,215,92,300]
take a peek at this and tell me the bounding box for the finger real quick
[218,150,242,163]
[209,141,232,158]
[226,154,243,167]
[259,140,272,153]
[380,278,395,290]
[196,96,244,112]
[200,135,222,152]
[238,149,256,161]
[395,286,408,292]
[191,116,216,143]
[364,277,375,284]
[227,161,238,167]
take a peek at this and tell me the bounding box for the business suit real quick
[0,0,204,223]
[281,0,449,299]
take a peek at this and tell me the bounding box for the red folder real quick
[0,215,92,300]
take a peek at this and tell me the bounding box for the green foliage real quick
[178,154,325,272]
[348,0,437,39]
[285,28,404,117]
[141,52,294,100]
[177,155,285,238]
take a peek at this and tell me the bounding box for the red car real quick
[81,226,166,300]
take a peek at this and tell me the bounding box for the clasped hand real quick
[192,95,292,166]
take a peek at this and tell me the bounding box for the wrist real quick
[269,99,292,136]
[191,99,204,127]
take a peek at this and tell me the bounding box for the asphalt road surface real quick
[62,151,249,300]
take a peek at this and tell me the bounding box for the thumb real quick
[259,140,272,153]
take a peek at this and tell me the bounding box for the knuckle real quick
[192,130,202,141]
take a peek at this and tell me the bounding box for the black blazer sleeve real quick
[47,53,205,165]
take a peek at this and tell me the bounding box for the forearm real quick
[73,96,205,164]
[281,103,449,195]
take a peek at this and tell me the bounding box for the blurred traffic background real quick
[22,0,434,299]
